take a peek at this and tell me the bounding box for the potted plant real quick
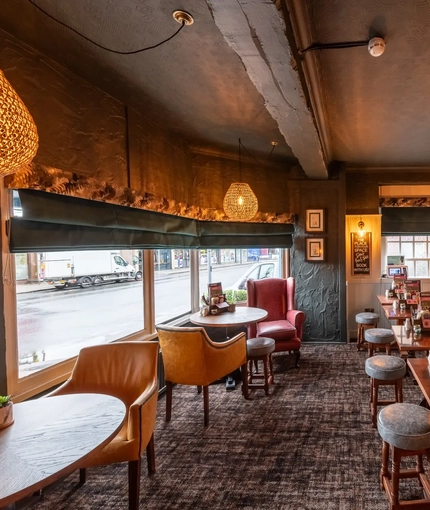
[0,395,14,430]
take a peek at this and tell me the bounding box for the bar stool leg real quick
[380,440,389,489]
[391,446,401,509]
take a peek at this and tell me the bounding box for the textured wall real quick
[0,36,128,186]
[290,180,344,342]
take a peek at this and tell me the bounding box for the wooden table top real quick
[407,358,430,406]
[392,325,430,352]
[377,294,396,306]
[190,306,268,328]
[382,304,412,321]
[0,393,126,507]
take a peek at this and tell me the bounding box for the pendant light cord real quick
[238,138,242,181]
[28,0,186,54]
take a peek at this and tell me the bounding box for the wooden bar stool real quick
[364,328,394,357]
[246,337,275,395]
[378,403,430,509]
[365,355,406,428]
[356,312,380,351]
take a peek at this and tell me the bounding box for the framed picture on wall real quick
[306,237,325,262]
[305,209,325,233]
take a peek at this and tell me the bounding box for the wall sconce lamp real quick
[358,218,366,237]
[223,138,258,222]
[0,71,39,176]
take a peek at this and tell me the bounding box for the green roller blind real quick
[9,189,294,252]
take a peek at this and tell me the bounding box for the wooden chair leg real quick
[128,458,141,510]
[269,354,274,383]
[166,381,173,422]
[263,355,270,395]
[241,362,249,399]
[294,350,300,367]
[79,468,86,484]
[203,385,209,427]
[146,434,155,474]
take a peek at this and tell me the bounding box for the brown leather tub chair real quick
[156,324,249,427]
[47,341,159,510]
[247,277,306,366]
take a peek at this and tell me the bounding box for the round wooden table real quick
[189,306,268,328]
[0,393,126,508]
[190,306,268,389]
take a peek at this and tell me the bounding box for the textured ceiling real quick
[1,0,430,178]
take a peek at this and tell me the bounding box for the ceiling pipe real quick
[278,0,333,168]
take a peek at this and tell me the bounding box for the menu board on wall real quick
[351,232,371,275]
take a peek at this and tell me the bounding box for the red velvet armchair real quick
[246,277,306,366]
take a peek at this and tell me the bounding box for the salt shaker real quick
[404,318,412,331]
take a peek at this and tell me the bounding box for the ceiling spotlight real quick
[173,10,194,26]
[368,37,386,57]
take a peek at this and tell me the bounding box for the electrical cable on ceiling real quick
[28,0,189,54]
[239,139,275,164]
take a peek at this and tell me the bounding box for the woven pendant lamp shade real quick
[223,182,259,221]
[0,70,39,176]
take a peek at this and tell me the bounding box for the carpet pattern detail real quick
[29,345,428,509]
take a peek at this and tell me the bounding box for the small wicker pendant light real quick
[0,70,39,176]
[223,139,258,221]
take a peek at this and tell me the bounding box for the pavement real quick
[16,281,53,294]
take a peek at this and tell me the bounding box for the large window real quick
[199,248,281,302]
[15,249,144,378]
[384,235,430,277]
[154,249,191,324]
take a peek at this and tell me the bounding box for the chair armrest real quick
[129,379,159,450]
[286,310,306,339]
[203,331,247,382]
[45,378,74,397]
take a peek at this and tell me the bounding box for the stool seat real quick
[365,355,406,428]
[378,403,430,451]
[365,328,394,356]
[246,337,275,395]
[356,312,380,324]
[247,337,275,357]
[377,403,430,509]
[364,328,394,344]
[356,312,380,351]
[365,355,406,381]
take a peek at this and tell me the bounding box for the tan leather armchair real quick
[47,341,159,510]
[156,325,249,427]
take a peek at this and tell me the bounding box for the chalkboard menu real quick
[351,232,371,275]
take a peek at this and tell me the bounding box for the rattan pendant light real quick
[223,139,258,221]
[0,70,39,176]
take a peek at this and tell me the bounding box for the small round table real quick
[190,306,268,389]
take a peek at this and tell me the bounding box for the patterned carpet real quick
[28,344,428,510]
